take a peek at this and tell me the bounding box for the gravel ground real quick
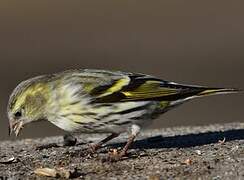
[0,123,243,180]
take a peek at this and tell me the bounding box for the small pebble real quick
[195,150,202,155]
[0,156,18,164]
[63,134,77,146]
[184,158,193,165]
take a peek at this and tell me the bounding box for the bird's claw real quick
[101,148,127,162]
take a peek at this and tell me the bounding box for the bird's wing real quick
[87,72,206,103]
[59,69,238,104]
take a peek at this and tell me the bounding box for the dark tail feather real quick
[167,87,241,109]
[197,88,241,97]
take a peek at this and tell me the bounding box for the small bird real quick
[7,69,239,158]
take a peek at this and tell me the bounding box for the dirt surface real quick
[0,123,243,180]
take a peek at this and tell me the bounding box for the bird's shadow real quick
[108,129,244,150]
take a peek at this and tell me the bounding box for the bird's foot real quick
[100,148,127,162]
[75,143,101,158]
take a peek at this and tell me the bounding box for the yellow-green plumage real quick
[7,69,239,137]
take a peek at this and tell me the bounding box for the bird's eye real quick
[14,111,22,118]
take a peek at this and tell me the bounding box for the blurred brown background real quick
[0,1,243,140]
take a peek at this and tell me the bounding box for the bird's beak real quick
[8,120,24,137]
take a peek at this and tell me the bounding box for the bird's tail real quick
[165,87,241,111]
[197,88,241,97]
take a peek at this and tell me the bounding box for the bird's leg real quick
[108,124,141,161]
[89,133,119,152]
[119,134,136,157]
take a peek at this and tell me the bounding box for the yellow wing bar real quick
[121,80,179,100]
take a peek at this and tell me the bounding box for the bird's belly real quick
[76,125,128,134]
[78,114,157,134]
[48,101,163,133]
[48,115,129,134]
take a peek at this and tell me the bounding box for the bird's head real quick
[7,76,50,137]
